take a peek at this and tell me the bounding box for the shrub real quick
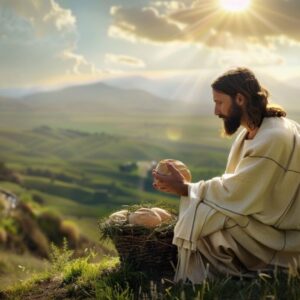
[38,210,62,245]
[0,196,7,212]
[18,201,35,218]
[14,212,50,258]
[0,228,7,244]
[32,194,45,205]
[59,220,80,249]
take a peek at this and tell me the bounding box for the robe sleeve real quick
[187,137,289,233]
[201,125,295,222]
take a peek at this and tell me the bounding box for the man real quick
[152,67,300,284]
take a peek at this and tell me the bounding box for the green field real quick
[1,109,299,290]
[1,110,299,224]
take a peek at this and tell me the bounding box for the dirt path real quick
[1,277,70,300]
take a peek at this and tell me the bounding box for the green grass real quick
[0,251,50,291]
[2,250,300,300]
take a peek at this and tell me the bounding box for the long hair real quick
[211,67,286,129]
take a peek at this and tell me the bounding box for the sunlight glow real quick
[166,127,182,141]
[219,0,251,12]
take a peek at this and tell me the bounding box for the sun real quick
[219,0,251,12]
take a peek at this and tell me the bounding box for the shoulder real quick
[258,117,296,142]
[246,117,296,157]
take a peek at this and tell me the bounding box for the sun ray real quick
[247,10,284,36]
[179,11,227,44]
[253,3,300,24]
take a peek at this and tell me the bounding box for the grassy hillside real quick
[2,247,300,300]
[1,101,297,295]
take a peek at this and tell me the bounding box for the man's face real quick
[212,90,243,136]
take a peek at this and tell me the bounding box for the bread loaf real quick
[108,209,129,224]
[128,208,162,228]
[155,159,192,182]
[151,207,172,222]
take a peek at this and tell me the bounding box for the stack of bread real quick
[108,207,172,228]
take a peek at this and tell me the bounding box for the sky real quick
[1,0,300,89]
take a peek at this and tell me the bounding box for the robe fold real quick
[173,117,300,284]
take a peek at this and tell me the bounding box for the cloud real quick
[109,0,300,48]
[1,0,76,36]
[151,1,186,13]
[60,50,101,75]
[0,0,101,87]
[109,6,182,44]
[105,54,146,68]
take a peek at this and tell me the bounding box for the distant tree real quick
[32,194,45,204]
[119,162,138,173]
[0,161,22,184]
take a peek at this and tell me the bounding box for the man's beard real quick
[220,102,243,136]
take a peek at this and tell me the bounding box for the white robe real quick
[173,117,300,284]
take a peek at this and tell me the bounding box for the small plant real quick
[95,281,134,300]
[63,257,89,284]
[49,238,73,274]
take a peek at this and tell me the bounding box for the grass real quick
[0,251,50,291]
[2,248,300,300]
[2,227,300,300]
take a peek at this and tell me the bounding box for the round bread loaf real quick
[128,208,162,228]
[108,209,129,224]
[155,159,192,182]
[151,207,172,222]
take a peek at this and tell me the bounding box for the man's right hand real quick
[152,162,189,197]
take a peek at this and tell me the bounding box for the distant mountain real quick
[282,77,300,89]
[0,96,32,112]
[19,82,202,115]
[0,81,213,117]
[102,72,215,104]
[255,72,299,112]
[0,87,42,98]
[0,73,298,120]
[103,72,300,114]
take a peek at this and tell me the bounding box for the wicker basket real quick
[99,219,177,275]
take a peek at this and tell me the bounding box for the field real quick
[0,109,235,288]
[0,105,299,293]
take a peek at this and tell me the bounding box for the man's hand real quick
[152,162,189,196]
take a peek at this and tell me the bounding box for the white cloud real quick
[60,50,101,75]
[0,0,101,87]
[151,1,186,13]
[1,0,76,36]
[105,53,146,68]
[109,6,182,44]
[43,0,76,32]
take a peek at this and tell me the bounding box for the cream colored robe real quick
[173,117,300,284]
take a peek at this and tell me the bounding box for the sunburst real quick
[219,0,251,12]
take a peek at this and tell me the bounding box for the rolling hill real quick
[20,82,172,114]
[103,71,300,115]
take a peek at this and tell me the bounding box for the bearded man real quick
[152,67,300,283]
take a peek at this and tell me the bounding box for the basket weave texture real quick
[100,219,177,273]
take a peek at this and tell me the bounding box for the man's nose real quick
[214,106,219,116]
